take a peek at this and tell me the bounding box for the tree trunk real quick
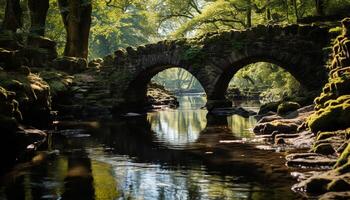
[246,0,252,28]
[292,0,299,21]
[315,0,325,16]
[2,0,22,32]
[28,0,49,36]
[266,0,271,21]
[58,0,92,59]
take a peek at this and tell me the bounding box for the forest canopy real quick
[1,0,349,58]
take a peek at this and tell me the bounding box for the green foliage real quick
[181,46,203,61]
[230,62,301,102]
[46,0,66,55]
[0,0,5,24]
[44,0,158,58]
[326,0,350,15]
[152,68,204,92]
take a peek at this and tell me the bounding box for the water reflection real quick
[227,115,257,138]
[148,95,207,148]
[63,150,95,200]
[0,97,298,200]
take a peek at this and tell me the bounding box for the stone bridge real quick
[104,24,331,109]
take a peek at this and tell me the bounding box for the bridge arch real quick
[124,65,208,107]
[210,55,318,101]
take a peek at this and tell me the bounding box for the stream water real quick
[0,96,300,200]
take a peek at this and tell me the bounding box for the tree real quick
[58,0,92,59]
[246,0,252,28]
[2,0,22,32]
[28,0,49,36]
[315,0,325,16]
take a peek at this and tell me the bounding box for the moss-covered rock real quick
[52,56,87,73]
[307,97,350,132]
[335,143,350,168]
[253,121,299,134]
[39,70,73,96]
[147,82,179,108]
[258,101,281,115]
[277,101,301,115]
[317,132,338,141]
[0,70,52,126]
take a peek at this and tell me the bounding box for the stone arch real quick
[208,45,328,102]
[124,64,209,107]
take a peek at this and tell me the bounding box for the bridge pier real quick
[206,99,232,112]
[206,113,228,126]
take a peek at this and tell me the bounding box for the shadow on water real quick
[0,96,300,200]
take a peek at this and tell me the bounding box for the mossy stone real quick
[317,132,337,141]
[277,101,301,115]
[258,101,280,115]
[335,143,350,168]
[308,100,350,132]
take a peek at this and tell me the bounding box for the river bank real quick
[251,18,350,199]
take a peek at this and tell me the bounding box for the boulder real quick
[88,58,104,69]
[52,56,88,73]
[258,101,280,115]
[277,101,301,115]
[27,35,56,50]
[313,143,336,155]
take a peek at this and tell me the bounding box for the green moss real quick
[335,143,350,168]
[277,101,301,115]
[39,70,73,96]
[324,95,350,108]
[329,27,343,35]
[0,86,7,101]
[258,101,281,115]
[0,70,51,123]
[314,92,336,110]
[327,72,350,94]
[181,46,204,61]
[308,96,350,132]
[317,132,338,141]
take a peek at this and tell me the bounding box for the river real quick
[0,95,300,200]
